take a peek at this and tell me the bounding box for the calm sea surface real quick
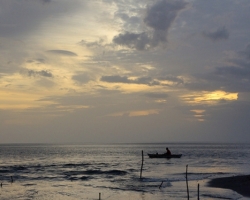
[0,143,250,200]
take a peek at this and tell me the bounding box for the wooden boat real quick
[147,153,182,158]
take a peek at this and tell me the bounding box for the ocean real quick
[0,143,249,200]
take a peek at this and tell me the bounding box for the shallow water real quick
[0,143,250,199]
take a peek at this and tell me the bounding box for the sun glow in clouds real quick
[190,110,206,122]
[182,90,238,105]
[108,109,160,117]
[0,89,53,110]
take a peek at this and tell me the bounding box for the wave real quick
[63,169,127,176]
[0,166,29,174]
[171,172,231,181]
[62,163,90,168]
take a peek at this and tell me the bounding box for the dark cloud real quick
[79,40,103,48]
[37,70,53,77]
[138,76,159,85]
[239,44,250,60]
[186,44,250,92]
[227,58,250,69]
[113,0,187,50]
[202,26,229,41]
[215,65,250,78]
[21,69,53,78]
[101,75,132,83]
[72,73,92,84]
[186,68,250,93]
[211,45,250,83]
[144,0,186,31]
[115,13,142,32]
[47,50,77,56]
[113,32,151,51]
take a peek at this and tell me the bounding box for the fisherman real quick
[166,147,171,155]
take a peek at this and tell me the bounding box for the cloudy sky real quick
[1,0,250,143]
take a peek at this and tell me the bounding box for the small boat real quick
[147,153,182,158]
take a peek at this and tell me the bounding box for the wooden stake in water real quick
[198,183,200,200]
[140,150,144,179]
[99,192,101,200]
[185,165,189,200]
[159,181,164,189]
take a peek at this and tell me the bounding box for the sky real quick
[1,0,250,143]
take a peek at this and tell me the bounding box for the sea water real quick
[0,143,250,200]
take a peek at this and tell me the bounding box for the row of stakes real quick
[140,150,200,200]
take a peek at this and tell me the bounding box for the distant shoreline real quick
[208,175,250,197]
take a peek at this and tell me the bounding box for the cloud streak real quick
[21,69,53,78]
[46,50,78,56]
[100,74,183,86]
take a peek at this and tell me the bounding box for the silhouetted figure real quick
[1,182,2,187]
[166,147,171,156]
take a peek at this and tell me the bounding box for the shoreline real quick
[208,175,250,197]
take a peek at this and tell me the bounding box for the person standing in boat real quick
[165,147,171,155]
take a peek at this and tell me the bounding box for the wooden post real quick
[185,165,189,200]
[99,192,101,200]
[159,181,164,189]
[197,183,200,200]
[140,150,144,179]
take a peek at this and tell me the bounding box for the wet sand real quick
[208,175,250,197]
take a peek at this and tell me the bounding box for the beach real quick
[208,175,250,198]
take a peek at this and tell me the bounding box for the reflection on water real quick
[0,143,249,199]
